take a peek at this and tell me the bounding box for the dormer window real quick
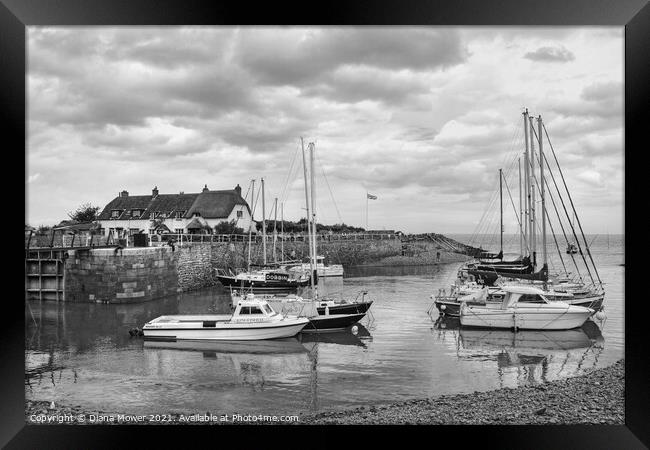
[110,210,121,219]
[131,209,143,218]
[193,212,201,217]
[176,211,185,219]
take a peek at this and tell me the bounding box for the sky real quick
[26,27,624,234]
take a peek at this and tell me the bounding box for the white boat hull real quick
[288,264,344,277]
[460,304,592,330]
[143,318,309,341]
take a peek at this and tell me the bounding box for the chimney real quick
[202,184,209,193]
[152,186,159,198]
[120,190,129,198]
[234,184,242,196]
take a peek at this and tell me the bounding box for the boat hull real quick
[143,319,309,341]
[316,301,373,315]
[216,275,309,293]
[301,313,367,332]
[459,305,592,330]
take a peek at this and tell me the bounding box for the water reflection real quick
[432,316,606,385]
[298,324,372,348]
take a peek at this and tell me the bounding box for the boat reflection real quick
[142,337,309,354]
[297,324,372,348]
[432,316,606,385]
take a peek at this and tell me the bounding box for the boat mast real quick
[538,115,547,276]
[301,138,315,295]
[518,157,523,257]
[499,168,503,258]
[273,197,278,263]
[247,179,256,273]
[261,177,267,266]
[310,142,318,294]
[281,201,284,259]
[529,115,537,268]
[523,109,530,259]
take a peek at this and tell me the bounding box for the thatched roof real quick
[97,186,249,221]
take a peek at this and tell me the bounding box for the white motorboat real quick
[459,285,593,331]
[286,256,344,277]
[142,296,309,341]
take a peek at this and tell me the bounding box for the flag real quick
[367,193,377,200]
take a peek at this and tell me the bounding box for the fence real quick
[149,232,399,246]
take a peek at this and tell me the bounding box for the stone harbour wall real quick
[64,247,180,304]
[60,237,470,303]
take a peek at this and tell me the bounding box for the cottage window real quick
[132,209,142,218]
[176,211,185,219]
[175,228,184,234]
[111,210,121,218]
[237,210,243,218]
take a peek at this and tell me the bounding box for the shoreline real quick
[25,359,624,425]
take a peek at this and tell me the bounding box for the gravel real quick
[25,360,624,425]
[298,359,624,425]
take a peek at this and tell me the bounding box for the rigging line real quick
[502,173,530,255]
[530,126,594,285]
[542,123,602,286]
[521,149,575,276]
[527,141,584,282]
[279,142,301,203]
[316,151,344,224]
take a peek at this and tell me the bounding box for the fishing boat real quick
[459,285,593,331]
[142,295,309,341]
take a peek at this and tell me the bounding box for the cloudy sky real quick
[26,27,623,234]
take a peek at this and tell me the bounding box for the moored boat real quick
[142,296,309,341]
[459,285,593,331]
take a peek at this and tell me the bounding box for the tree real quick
[68,203,101,223]
[214,220,244,235]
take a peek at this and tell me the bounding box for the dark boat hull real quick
[316,301,373,316]
[216,275,309,293]
[301,313,366,332]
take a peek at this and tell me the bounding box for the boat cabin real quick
[230,295,279,323]
[500,286,551,309]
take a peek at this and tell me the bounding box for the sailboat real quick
[238,139,373,332]
[434,109,605,317]
[215,178,311,294]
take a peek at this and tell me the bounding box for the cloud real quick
[25,27,624,234]
[524,45,575,62]
[27,173,40,183]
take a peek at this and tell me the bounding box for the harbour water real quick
[25,234,623,417]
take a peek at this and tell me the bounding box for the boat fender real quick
[351,325,358,335]
[594,311,607,321]
[440,304,446,311]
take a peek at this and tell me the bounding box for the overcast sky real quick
[26,27,624,234]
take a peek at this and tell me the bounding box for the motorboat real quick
[142,295,309,341]
[459,285,593,330]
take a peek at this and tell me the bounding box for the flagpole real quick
[366,191,369,230]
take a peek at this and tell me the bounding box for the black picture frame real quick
[3,0,647,448]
